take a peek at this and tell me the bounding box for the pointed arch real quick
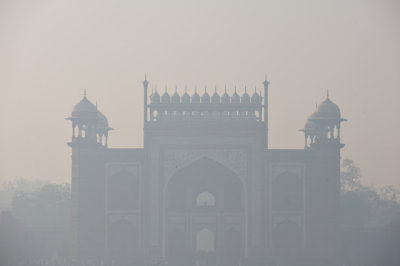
[166,157,244,210]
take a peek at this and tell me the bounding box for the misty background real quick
[0,0,399,190]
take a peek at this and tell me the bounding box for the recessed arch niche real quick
[166,157,244,211]
[165,157,245,264]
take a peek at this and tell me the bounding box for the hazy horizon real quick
[1,0,399,189]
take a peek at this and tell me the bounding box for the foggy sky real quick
[0,0,399,189]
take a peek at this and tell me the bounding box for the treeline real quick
[340,159,400,229]
[0,181,71,265]
[0,160,399,265]
[340,159,400,265]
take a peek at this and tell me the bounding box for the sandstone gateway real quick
[67,76,346,266]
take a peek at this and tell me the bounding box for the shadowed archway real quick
[165,157,245,266]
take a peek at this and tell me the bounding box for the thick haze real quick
[0,0,399,188]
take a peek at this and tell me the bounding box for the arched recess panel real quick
[108,171,139,210]
[271,171,303,211]
[167,157,244,211]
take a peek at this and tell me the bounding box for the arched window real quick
[196,228,215,253]
[196,191,216,207]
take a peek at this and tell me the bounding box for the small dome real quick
[150,90,160,104]
[191,89,200,104]
[221,89,230,104]
[161,89,170,104]
[172,89,180,104]
[201,89,210,104]
[72,94,98,118]
[181,89,190,104]
[251,90,262,105]
[211,89,220,104]
[231,89,240,104]
[241,87,250,104]
[317,98,340,114]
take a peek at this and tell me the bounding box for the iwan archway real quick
[165,157,245,266]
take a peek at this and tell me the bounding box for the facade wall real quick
[68,84,343,265]
[70,135,341,265]
[143,123,267,263]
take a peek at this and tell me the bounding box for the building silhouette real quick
[67,77,346,265]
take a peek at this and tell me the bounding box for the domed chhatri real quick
[172,87,180,104]
[301,91,346,149]
[211,87,220,104]
[221,87,230,104]
[231,87,240,104]
[251,88,262,105]
[181,87,190,104]
[241,87,250,105]
[191,87,200,104]
[201,87,210,104]
[161,88,171,104]
[150,88,160,104]
[67,90,112,147]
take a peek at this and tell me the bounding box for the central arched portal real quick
[165,157,245,266]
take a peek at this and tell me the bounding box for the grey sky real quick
[0,0,399,188]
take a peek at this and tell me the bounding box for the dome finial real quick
[204,86,207,93]
[245,86,247,93]
[214,86,217,93]
[224,85,227,93]
[143,73,149,87]
[175,85,178,93]
[263,74,270,87]
[195,86,197,93]
[185,85,188,92]
[84,88,87,98]
[326,89,330,99]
